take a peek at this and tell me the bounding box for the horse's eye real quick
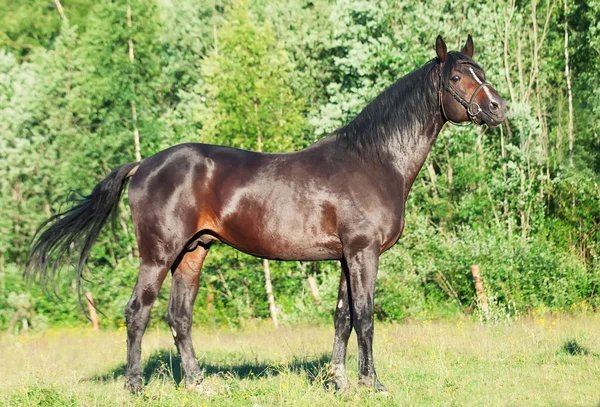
[452,75,460,82]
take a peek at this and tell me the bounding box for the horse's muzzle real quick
[485,96,507,126]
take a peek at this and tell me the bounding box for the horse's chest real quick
[367,197,406,252]
[380,214,405,253]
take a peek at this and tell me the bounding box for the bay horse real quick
[26,35,506,394]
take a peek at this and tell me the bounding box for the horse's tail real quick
[25,162,140,300]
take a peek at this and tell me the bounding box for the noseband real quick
[438,60,491,125]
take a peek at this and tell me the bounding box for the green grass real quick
[1,315,599,406]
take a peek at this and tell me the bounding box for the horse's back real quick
[126,142,339,259]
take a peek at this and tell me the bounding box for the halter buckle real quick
[467,103,481,117]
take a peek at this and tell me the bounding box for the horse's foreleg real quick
[345,247,388,394]
[165,245,209,393]
[329,261,352,393]
[124,262,170,393]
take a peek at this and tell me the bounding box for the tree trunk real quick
[299,261,321,305]
[85,291,100,331]
[306,276,321,305]
[127,1,141,162]
[426,162,439,200]
[470,265,488,314]
[263,259,278,327]
[502,0,517,102]
[54,0,68,24]
[564,0,574,165]
[217,269,233,299]
[207,285,215,316]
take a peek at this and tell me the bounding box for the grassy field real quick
[0,315,599,407]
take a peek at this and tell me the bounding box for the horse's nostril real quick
[489,100,499,111]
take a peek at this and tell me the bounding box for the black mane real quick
[334,58,441,160]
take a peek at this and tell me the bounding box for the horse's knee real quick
[125,296,141,324]
[166,307,191,335]
[334,307,352,335]
[357,321,374,338]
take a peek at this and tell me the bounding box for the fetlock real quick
[328,363,350,394]
[358,374,388,394]
[185,374,216,396]
[124,375,143,394]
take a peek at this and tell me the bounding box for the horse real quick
[26,35,506,394]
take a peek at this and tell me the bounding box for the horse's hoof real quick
[186,382,216,397]
[358,375,388,395]
[335,381,351,395]
[328,364,351,395]
[329,376,350,395]
[124,377,144,394]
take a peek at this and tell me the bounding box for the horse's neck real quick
[384,109,445,199]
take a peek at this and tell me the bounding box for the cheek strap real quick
[438,61,492,125]
[444,81,490,123]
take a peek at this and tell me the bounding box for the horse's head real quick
[436,35,507,127]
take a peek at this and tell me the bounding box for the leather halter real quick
[438,60,492,125]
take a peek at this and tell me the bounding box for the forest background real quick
[1,0,599,331]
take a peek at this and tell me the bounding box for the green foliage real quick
[81,0,163,156]
[199,0,306,151]
[0,0,91,59]
[1,0,599,330]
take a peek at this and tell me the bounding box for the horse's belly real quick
[209,193,342,261]
[230,239,342,261]
[214,215,342,261]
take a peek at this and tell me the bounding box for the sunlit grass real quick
[1,315,599,406]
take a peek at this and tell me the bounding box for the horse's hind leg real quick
[165,244,209,392]
[124,258,170,393]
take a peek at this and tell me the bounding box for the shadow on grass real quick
[87,349,330,386]
[559,339,600,359]
[561,339,592,356]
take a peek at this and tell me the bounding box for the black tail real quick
[25,162,139,300]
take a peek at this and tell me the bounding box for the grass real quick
[0,315,599,406]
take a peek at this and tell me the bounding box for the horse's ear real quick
[461,34,474,58]
[436,35,447,63]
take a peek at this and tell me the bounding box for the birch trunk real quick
[300,261,321,305]
[564,0,574,165]
[85,291,100,331]
[263,259,278,327]
[470,265,488,314]
[54,0,68,24]
[127,1,141,162]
